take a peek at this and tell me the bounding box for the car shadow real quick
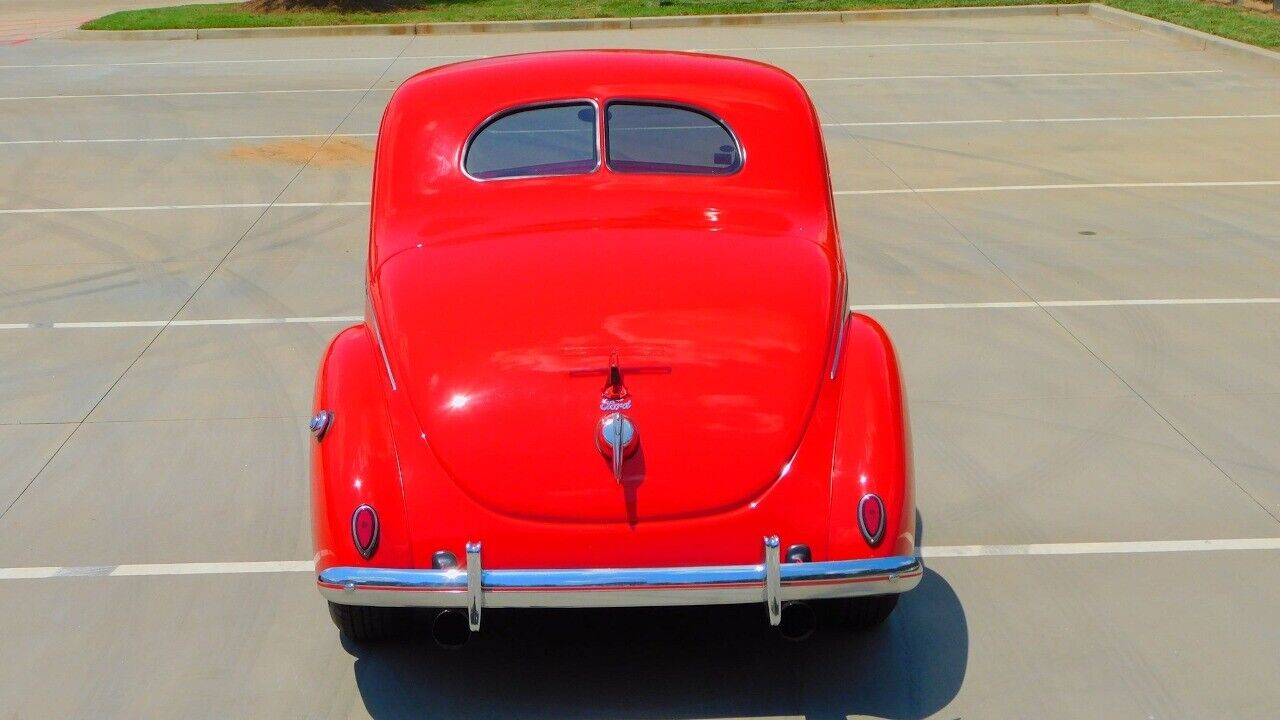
[343,527,966,720]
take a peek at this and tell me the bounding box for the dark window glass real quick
[464,103,597,180]
[606,103,741,175]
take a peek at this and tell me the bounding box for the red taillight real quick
[858,494,885,547]
[352,505,378,559]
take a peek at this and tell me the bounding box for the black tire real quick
[327,601,409,642]
[821,594,899,630]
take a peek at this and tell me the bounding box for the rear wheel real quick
[327,602,409,642]
[820,594,899,630]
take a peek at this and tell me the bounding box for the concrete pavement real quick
[0,12,1278,719]
[0,0,163,43]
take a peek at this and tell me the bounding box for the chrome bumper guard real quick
[318,536,923,631]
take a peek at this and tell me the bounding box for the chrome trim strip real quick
[829,311,848,380]
[465,542,483,631]
[763,535,781,626]
[365,291,397,391]
[318,553,922,610]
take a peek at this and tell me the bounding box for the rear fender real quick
[311,325,413,573]
[828,313,915,559]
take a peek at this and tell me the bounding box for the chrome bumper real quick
[318,536,923,631]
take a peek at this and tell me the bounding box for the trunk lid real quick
[377,227,836,523]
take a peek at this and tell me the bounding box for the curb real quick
[64,4,1082,41]
[1085,4,1280,70]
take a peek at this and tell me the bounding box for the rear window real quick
[464,102,598,180]
[606,102,742,175]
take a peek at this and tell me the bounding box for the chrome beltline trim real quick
[318,547,922,612]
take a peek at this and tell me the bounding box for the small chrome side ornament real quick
[309,410,333,441]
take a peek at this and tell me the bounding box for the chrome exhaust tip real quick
[777,601,817,642]
[431,609,471,649]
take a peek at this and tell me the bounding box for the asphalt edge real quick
[54,2,1280,70]
[61,4,1078,41]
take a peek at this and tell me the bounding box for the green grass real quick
[1107,0,1280,47]
[82,0,1280,50]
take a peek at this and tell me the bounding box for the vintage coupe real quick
[311,50,920,645]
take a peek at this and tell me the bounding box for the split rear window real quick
[606,103,741,175]
[463,100,742,180]
[463,102,598,180]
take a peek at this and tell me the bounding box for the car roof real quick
[369,50,835,267]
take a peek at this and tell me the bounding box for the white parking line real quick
[0,69,1222,101]
[830,113,1280,127]
[8,114,1279,145]
[712,38,1131,51]
[0,201,369,215]
[110,561,314,576]
[1,317,362,330]
[851,298,1280,311]
[0,54,484,69]
[0,87,375,101]
[6,180,1279,215]
[836,180,1280,195]
[803,69,1222,81]
[2,299,1276,332]
[0,39,1127,70]
[0,561,313,580]
[922,538,1280,558]
[0,316,362,330]
[0,133,377,146]
[3,538,1277,580]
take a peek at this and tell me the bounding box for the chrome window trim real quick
[461,98,602,183]
[829,310,849,381]
[602,98,746,176]
[366,290,397,391]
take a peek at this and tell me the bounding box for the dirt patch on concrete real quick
[225,137,373,167]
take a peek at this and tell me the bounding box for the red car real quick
[311,50,920,646]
